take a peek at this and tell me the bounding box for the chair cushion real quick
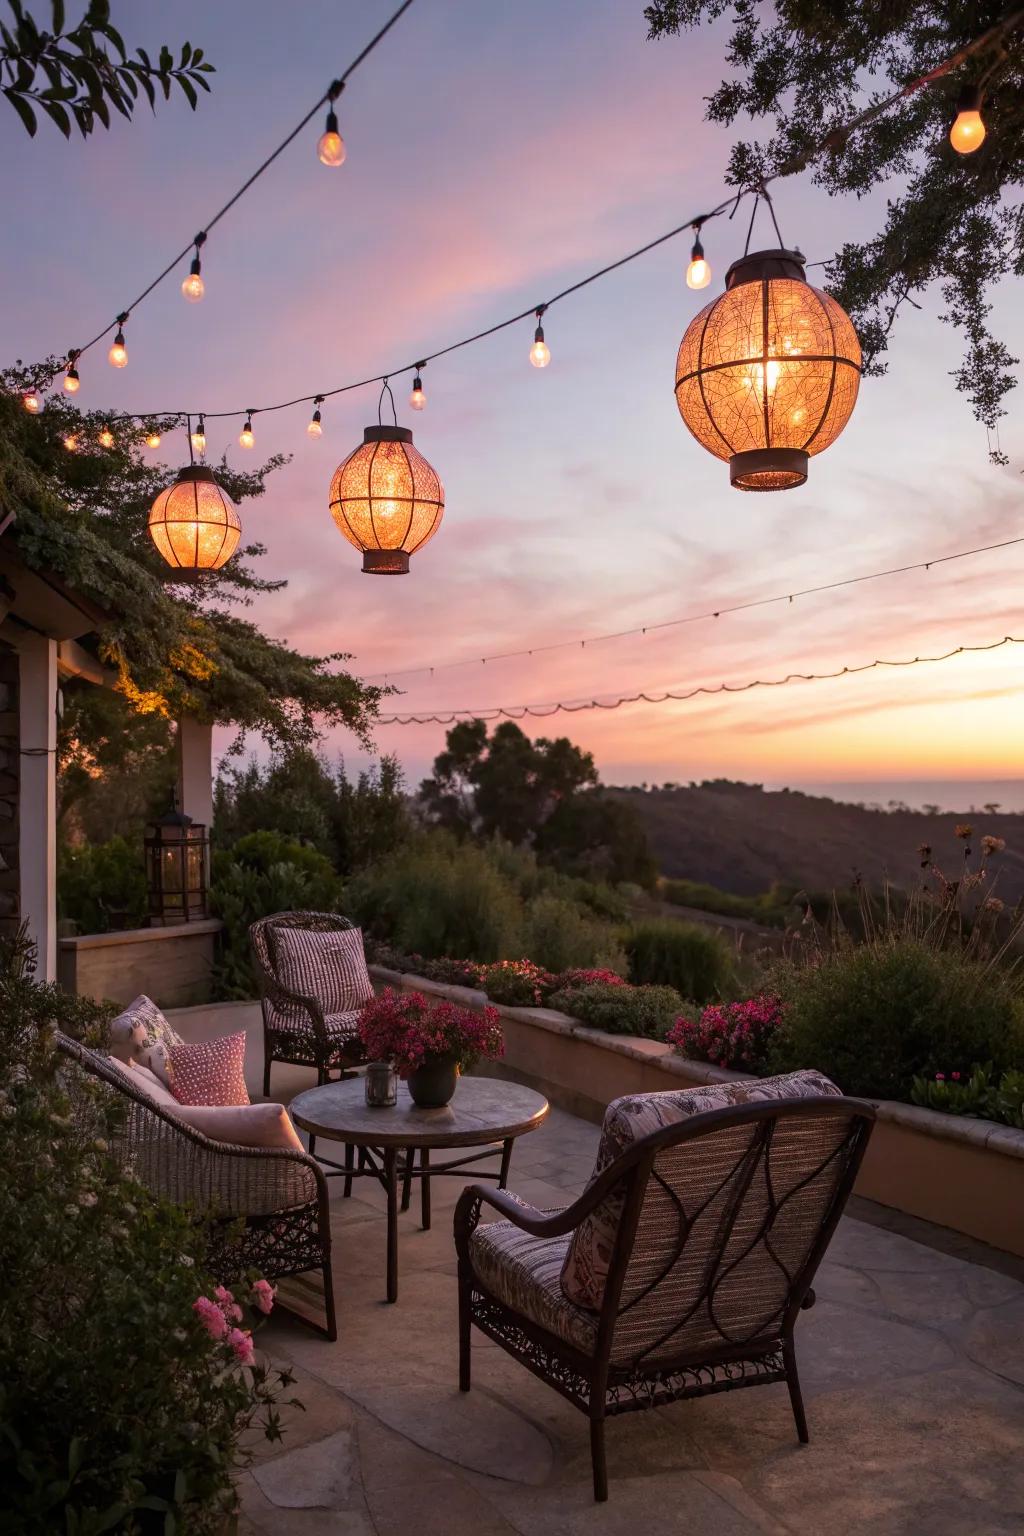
[108,994,183,1083]
[167,1032,250,1107]
[172,1102,305,1152]
[269,1006,363,1042]
[271,925,373,1017]
[470,1220,598,1355]
[560,1069,842,1310]
[106,1054,181,1108]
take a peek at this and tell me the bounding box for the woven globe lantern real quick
[329,426,444,574]
[148,466,242,573]
[675,249,862,491]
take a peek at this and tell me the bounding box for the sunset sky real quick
[3,0,1022,797]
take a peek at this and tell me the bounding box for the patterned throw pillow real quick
[108,994,183,1083]
[560,1068,841,1310]
[166,1032,250,1107]
[271,925,373,1017]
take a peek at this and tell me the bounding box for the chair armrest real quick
[260,974,327,1032]
[455,1184,581,1242]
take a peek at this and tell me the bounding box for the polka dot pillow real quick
[167,1031,250,1107]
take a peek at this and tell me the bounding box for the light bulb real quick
[239,415,255,449]
[182,259,205,302]
[307,406,323,438]
[98,427,115,448]
[63,433,78,452]
[108,327,128,368]
[686,233,711,290]
[22,389,41,413]
[950,107,986,154]
[145,431,161,449]
[318,107,346,166]
[64,365,80,394]
[409,373,425,410]
[191,416,206,455]
[530,333,550,368]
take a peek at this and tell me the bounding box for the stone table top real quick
[289,1074,549,1149]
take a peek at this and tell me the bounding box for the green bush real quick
[624,918,731,1004]
[768,940,1024,1099]
[210,830,346,999]
[0,929,295,1533]
[546,980,687,1040]
[347,833,522,963]
[57,836,148,934]
[522,892,624,974]
[660,878,791,928]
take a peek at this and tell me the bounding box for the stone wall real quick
[59,919,222,1008]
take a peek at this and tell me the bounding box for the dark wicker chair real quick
[250,910,367,1098]
[57,1032,337,1340]
[455,1095,875,1501]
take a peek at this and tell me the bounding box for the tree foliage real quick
[1,0,213,138]
[645,2,1024,456]
[1,362,383,753]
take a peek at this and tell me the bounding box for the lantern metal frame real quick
[144,801,209,926]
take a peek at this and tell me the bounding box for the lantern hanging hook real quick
[378,377,398,427]
[744,184,786,254]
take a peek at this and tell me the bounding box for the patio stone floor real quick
[235,1084,1024,1536]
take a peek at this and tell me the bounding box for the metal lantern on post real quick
[328,383,444,574]
[674,248,862,491]
[145,797,209,925]
[148,465,242,573]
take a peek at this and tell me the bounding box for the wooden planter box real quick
[370,964,1024,1259]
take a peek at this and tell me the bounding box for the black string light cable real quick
[357,535,1024,683]
[50,5,1020,422]
[372,634,1024,726]
[59,0,419,375]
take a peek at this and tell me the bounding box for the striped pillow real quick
[271,925,373,1016]
[167,1031,250,1107]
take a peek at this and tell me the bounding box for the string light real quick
[107,316,128,369]
[145,431,162,449]
[373,634,1024,726]
[182,235,206,301]
[317,83,346,166]
[98,426,115,448]
[685,225,711,289]
[307,397,324,438]
[530,307,550,368]
[239,413,255,449]
[64,354,80,394]
[191,413,206,455]
[63,433,78,451]
[409,366,426,410]
[22,389,41,413]
[950,84,986,153]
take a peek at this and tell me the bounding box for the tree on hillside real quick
[645,2,1024,457]
[2,0,213,138]
[535,792,658,888]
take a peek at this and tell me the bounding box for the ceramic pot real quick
[406,1055,458,1107]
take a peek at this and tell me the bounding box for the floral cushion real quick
[166,1031,250,1107]
[108,994,183,1083]
[470,1220,598,1355]
[271,926,373,1016]
[560,1069,841,1310]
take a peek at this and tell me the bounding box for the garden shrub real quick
[768,939,1024,1099]
[624,918,731,1003]
[210,830,346,998]
[477,959,555,1007]
[546,980,686,1040]
[668,994,784,1073]
[57,836,148,934]
[0,929,296,1533]
[522,892,623,974]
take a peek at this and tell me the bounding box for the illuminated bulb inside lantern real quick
[181,266,205,302]
[686,234,711,290]
[239,418,255,449]
[950,107,986,154]
[145,432,161,449]
[318,108,346,166]
[64,366,80,394]
[108,330,128,368]
[98,427,115,448]
[64,434,78,451]
[409,374,425,410]
[22,390,41,413]
[307,409,323,439]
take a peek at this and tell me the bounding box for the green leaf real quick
[51,0,65,35]
[4,88,37,135]
[99,21,126,60]
[41,97,73,137]
[177,75,196,110]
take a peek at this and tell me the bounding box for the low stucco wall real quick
[59,919,222,1008]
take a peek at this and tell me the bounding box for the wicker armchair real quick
[57,1032,337,1340]
[250,910,366,1097]
[455,1095,875,1502]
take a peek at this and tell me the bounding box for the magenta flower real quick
[214,1284,243,1322]
[227,1327,256,1366]
[193,1295,228,1340]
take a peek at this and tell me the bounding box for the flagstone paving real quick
[231,1085,1024,1535]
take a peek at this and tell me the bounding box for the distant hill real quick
[609,781,1024,907]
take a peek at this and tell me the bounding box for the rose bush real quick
[669,994,785,1073]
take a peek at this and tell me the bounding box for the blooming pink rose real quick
[251,1278,276,1315]
[214,1284,243,1322]
[228,1327,255,1366]
[193,1295,228,1340]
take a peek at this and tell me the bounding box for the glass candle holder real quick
[365,1061,398,1107]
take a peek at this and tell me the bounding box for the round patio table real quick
[290,1076,549,1303]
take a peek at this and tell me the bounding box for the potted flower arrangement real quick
[357,988,504,1106]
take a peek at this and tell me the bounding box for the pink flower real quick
[935,1073,945,1082]
[193,1295,228,1340]
[214,1284,243,1322]
[227,1327,256,1366]
[251,1278,276,1315]
[951,1072,961,1081]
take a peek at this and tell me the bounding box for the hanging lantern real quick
[675,249,862,491]
[144,797,208,924]
[328,425,444,574]
[148,465,241,572]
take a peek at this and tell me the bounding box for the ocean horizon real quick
[778,780,1024,815]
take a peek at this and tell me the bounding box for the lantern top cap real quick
[173,464,219,485]
[362,425,413,446]
[725,248,807,290]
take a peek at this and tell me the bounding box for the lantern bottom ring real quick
[362,548,411,575]
[730,448,808,492]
